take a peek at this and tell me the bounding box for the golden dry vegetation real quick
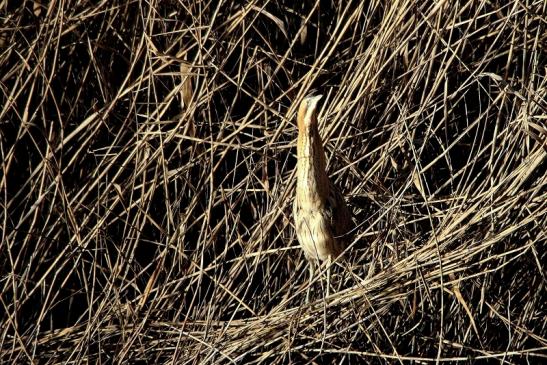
[1,1,546,363]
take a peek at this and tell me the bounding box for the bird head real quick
[297,94,323,131]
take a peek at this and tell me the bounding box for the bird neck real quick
[296,125,330,206]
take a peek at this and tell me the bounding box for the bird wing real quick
[326,181,353,243]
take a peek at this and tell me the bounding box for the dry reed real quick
[1,1,546,363]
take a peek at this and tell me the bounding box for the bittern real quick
[293,94,352,301]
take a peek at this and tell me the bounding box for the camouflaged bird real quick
[293,95,352,298]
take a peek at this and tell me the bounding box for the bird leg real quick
[326,256,331,298]
[306,262,314,303]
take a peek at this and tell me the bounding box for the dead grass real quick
[1,0,546,363]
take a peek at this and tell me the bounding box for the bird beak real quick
[306,94,323,112]
[298,94,324,130]
[303,95,323,127]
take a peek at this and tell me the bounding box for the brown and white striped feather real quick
[293,181,351,261]
[293,95,352,262]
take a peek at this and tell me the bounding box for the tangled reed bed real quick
[1,1,546,363]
